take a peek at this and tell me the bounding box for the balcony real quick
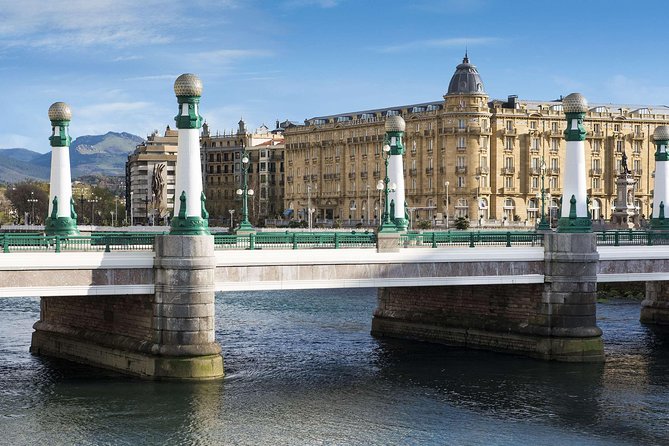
[373,171,380,179]
[425,167,434,175]
[423,129,435,137]
[589,168,602,176]
[501,186,517,194]
[549,167,560,175]
[455,166,467,174]
[529,166,541,175]
[287,176,293,183]
[456,146,467,152]
[360,172,368,179]
[590,131,605,139]
[633,169,643,177]
[476,166,489,175]
[501,167,515,175]
[503,128,517,136]
[348,172,356,179]
[409,168,418,176]
[303,175,309,181]
[334,174,341,181]
[311,175,318,182]
[632,132,645,140]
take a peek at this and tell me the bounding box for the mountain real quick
[0,148,49,183]
[0,132,144,183]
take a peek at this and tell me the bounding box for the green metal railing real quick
[1,233,159,253]
[214,231,377,250]
[596,230,669,246]
[400,231,544,248]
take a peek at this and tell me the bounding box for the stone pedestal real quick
[641,281,669,325]
[376,232,400,253]
[541,232,603,362]
[31,235,223,380]
[611,173,638,229]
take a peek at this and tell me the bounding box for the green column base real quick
[235,221,255,234]
[170,216,210,235]
[557,216,592,233]
[44,217,80,236]
[650,218,669,230]
[393,217,409,232]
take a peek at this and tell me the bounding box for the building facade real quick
[283,55,669,227]
[125,126,178,225]
[200,120,285,226]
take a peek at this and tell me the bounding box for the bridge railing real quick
[596,230,669,246]
[0,233,158,253]
[400,231,544,248]
[214,231,377,250]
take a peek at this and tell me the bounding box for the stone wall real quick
[641,281,669,325]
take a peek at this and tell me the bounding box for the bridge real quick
[2,229,669,380]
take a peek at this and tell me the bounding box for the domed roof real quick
[174,73,203,97]
[562,93,588,113]
[385,115,405,132]
[446,53,486,95]
[654,126,669,141]
[48,102,72,121]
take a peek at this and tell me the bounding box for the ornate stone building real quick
[283,54,669,227]
[200,120,285,226]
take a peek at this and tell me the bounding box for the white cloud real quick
[373,37,500,54]
[0,0,203,49]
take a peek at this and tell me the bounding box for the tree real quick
[454,216,470,230]
[6,182,49,224]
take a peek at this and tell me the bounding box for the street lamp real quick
[114,196,119,227]
[229,209,235,230]
[444,181,450,229]
[537,158,550,230]
[474,175,481,227]
[88,195,99,226]
[130,191,134,226]
[27,191,38,225]
[378,144,396,232]
[366,185,371,223]
[307,184,312,231]
[235,148,254,231]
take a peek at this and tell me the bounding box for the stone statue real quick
[621,151,631,174]
[152,163,167,218]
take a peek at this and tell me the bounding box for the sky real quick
[2,0,669,153]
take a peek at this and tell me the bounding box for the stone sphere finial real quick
[48,102,72,121]
[654,126,669,141]
[562,93,588,113]
[385,115,406,132]
[174,73,203,97]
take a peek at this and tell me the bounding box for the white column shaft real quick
[653,161,669,218]
[561,140,588,218]
[389,154,405,220]
[174,128,203,217]
[49,146,73,218]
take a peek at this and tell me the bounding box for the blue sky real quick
[2,0,668,153]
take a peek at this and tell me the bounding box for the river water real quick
[1,290,668,445]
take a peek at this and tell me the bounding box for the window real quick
[616,140,624,153]
[458,119,465,129]
[551,139,559,151]
[592,177,600,190]
[634,141,641,153]
[505,157,514,169]
[505,137,514,150]
[531,138,540,150]
[593,123,601,133]
[531,177,539,189]
[614,124,621,132]
[592,140,601,152]
[506,120,513,131]
[456,156,466,168]
[530,121,537,130]
[551,122,558,132]
[457,176,465,188]
[504,176,513,188]
[458,137,466,149]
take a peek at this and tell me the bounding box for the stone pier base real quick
[641,281,669,325]
[30,235,224,380]
[372,233,604,363]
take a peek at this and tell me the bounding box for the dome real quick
[446,53,486,95]
[562,93,588,113]
[48,102,72,121]
[174,73,203,97]
[385,115,405,132]
[654,126,669,141]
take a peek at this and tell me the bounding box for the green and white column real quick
[651,126,669,229]
[558,93,591,233]
[386,115,408,231]
[45,102,79,236]
[170,73,209,235]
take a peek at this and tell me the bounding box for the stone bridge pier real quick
[30,236,223,379]
[641,282,669,325]
[372,233,605,362]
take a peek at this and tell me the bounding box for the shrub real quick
[454,216,469,230]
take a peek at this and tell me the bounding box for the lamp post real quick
[444,181,450,229]
[307,184,312,231]
[378,144,396,232]
[130,191,134,226]
[27,191,38,225]
[366,185,370,223]
[88,195,99,226]
[114,196,119,227]
[538,158,550,230]
[235,148,254,232]
[474,175,481,227]
[229,209,235,231]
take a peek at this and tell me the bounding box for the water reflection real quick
[1,292,668,445]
